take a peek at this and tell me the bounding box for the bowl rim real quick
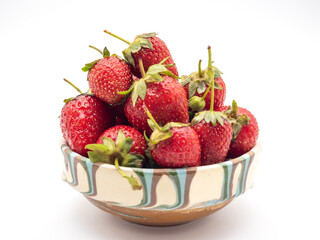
[60,138,260,174]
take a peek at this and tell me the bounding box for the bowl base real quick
[86,197,233,226]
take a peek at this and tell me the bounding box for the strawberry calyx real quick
[104,30,157,67]
[85,130,144,190]
[82,45,122,72]
[118,58,179,107]
[191,46,228,127]
[187,76,214,112]
[181,53,223,100]
[222,100,250,141]
[85,130,144,167]
[191,110,228,126]
[144,106,188,150]
[123,33,157,67]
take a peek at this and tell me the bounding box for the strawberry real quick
[181,51,226,112]
[192,118,232,165]
[96,125,147,158]
[218,101,259,158]
[112,104,130,126]
[123,59,189,135]
[60,79,115,157]
[144,107,201,168]
[104,30,178,78]
[191,47,233,165]
[85,126,146,190]
[82,46,132,105]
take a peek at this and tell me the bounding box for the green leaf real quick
[137,38,153,50]
[115,130,126,150]
[146,64,168,75]
[231,122,243,141]
[136,32,157,39]
[214,80,223,90]
[82,59,99,72]
[102,137,116,151]
[102,47,110,58]
[188,81,198,98]
[167,122,189,128]
[122,48,134,66]
[161,69,180,79]
[85,143,113,164]
[160,123,171,132]
[131,79,147,107]
[87,151,110,163]
[131,85,139,107]
[149,131,173,148]
[191,111,206,126]
[147,119,156,130]
[130,42,142,53]
[197,81,207,94]
[136,80,147,100]
[145,74,163,83]
[123,154,144,168]
[204,111,215,124]
[85,143,110,153]
[145,62,179,80]
[122,137,133,154]
[215,112,224,126]
[237,114,250,126]
[181,75,192,87]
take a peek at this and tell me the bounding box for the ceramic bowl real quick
[61,139,260,226]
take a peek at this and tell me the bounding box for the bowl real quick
[61,139,260,226]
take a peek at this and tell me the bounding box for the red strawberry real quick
[96,125,147,158]
[218,101,259,158]
[145,107,201,168]
[191,47,233,165]
[182,52,226,112]
[104,31,178,78]
[82,46,132,105]
[85,125,147,190]
[112,104,130,126]
[192,118,232,165]
[60,79,115,157]
[123,60,189,135]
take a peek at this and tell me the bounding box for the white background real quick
[1,0,319,239]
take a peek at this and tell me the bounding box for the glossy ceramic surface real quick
[61,139,260,226]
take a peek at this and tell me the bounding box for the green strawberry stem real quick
[143,106,162,131]
[114,158,142,190]
[63,78,82,94]
[89,45,103,55]
[207,46,215,112]
[188,78,215,112]
[139,59,146,77]
[231,100,238,118]
[201,79,213,101]
[104,30,131,45]
[198,59,202,78]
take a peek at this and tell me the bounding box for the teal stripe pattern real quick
[81,158,95,195]
[61,141,257,210]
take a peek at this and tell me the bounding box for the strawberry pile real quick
[60,30,259,188]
